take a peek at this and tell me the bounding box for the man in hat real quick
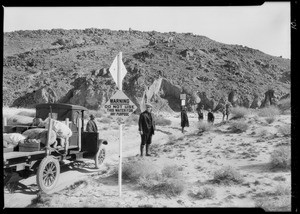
[86,114,98,132]
[138,103,156,156]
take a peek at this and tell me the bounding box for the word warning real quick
[104,90,137,119]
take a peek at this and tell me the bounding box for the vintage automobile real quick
[3,103,108,194]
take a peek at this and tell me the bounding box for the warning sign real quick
[104,90,137,120]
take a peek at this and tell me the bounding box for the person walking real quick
[197,105,204,121]
[225,101,232,121]
[86,114,98,132]
[207,108,215,124]
[138,103,156,156]
[181,106,189,133]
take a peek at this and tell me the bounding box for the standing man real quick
[225,101,232,121]
[181,106,189,133]
[207,108,215,124]
[138,103,156,156]
[197,105,204,122]
[86,114,98,132]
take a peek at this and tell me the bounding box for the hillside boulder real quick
[228,90,239,107]
[250,94,261,109]
[260,89,276,108]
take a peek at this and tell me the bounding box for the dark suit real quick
[86,119,98,132]
[138,111,155,145]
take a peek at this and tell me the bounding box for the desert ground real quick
[3,108,291,210]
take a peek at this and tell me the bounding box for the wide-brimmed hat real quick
[145,103,152,108]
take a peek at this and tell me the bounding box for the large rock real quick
[198,92,216,111]
[214,97,226,112]
[228,90,239,107]
[250,94,261,109]
[142,78,181,112]
[260,89,276,108]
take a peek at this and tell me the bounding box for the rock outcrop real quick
[260,89,276,108]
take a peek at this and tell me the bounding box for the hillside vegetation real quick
[3,28,290,112]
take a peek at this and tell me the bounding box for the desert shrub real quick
[277,125,291,137]
[230,106,249,119]
[255,195,291,212]
[121,159,160,182]
[270,145,291,170]
[273,184,291,196]
[258,106,280,117]
[229,120,249,133]
[161,165,180,178]
[155,116,172,126]
[256,128,269,137]
[277,98,291,114]
[117,159,184,196]
[166,134,176,145]
[265,116,276,124]
[137,164,185,196]
[125,114,139,125]
[197,121,213,132]
[212,166,244,185]
[273,175,286,181]
[189,186,216,199]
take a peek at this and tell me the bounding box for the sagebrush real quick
[229,120,249,133]
[197,121,213,133]
[270,145,291,170]
[258,106,280,117]
[189,186,216,199]
[230,107,249,119]
[212,166,244,185]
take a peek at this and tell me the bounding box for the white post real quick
[65,118,70,153]
[3,117,7,126]
[78,117,81,151]
[117,51,123,197]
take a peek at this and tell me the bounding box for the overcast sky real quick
[4,2,291,59]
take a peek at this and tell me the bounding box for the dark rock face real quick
[198,92,215,111]
[250,94,261,109]
[260,89,276,108]
[228,91,239,107]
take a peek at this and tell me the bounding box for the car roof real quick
[35,103,88,111]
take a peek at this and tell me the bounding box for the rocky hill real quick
[3,28,290,112]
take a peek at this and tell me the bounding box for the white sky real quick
[3,2,291,59]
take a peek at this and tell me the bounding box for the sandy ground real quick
[3,111,291,210]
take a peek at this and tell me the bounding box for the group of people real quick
[84,101,232,157]
[180,101,232,133]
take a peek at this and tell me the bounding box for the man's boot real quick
[140,144,144,157]
[146,144,151,156]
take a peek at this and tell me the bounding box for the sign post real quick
[106,52,137,197]
[180,93,186,107]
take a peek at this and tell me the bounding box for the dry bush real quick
[277,125,291,137]
[258,106,280,117]
[230,106,249,119]
[212,166,244,185]
[155,116,172,126]
[255,195,291,212]
[265,116,276,124]
[229,120,249,133]
[273,184,291,196]
[166,134,177,145]
[117,159,185,196]
[197,121,213,133]
[125,114,139,125]
[277,98,291,114]
[137,164,185,197]
[270,145,291,170]
[121,159,160,182]
[256,128,269,137]
[189,186,216,199]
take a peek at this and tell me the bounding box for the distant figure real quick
[181,106,189,133]
[225,101,232,121]
[207,109,215,124]
[197,105,204,121]
[138,103,156,156]
[86,114,98,132]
